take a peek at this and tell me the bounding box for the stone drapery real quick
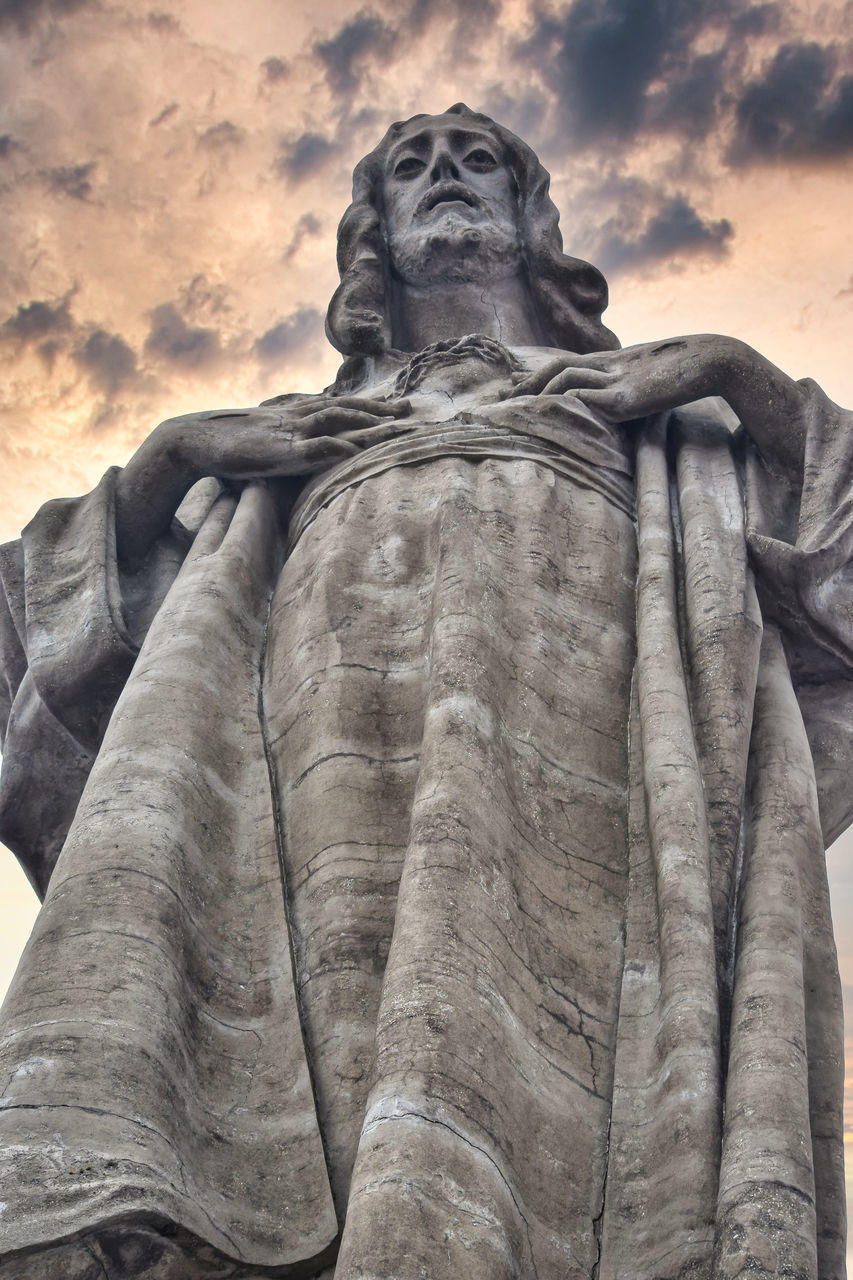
[0,369,850,1279]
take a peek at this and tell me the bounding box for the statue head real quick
[326,103,619,360]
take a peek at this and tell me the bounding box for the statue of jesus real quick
[0,104,850,1280]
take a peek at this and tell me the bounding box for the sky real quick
[0,0,852,1250]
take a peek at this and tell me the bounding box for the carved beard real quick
[387,210,523,286]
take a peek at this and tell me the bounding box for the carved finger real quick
[296,435,361,467]
[321,396,412,418]
[338,421,418,448]
[504,359,571,398]
[542,368,615,395]
[298,407,387,437]
[572,387,629,419]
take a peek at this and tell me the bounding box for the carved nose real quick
[430,149,459,182]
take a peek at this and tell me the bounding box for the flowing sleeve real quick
[744,379,853,844]
[0,469,208,897]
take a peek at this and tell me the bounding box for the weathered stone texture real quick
[0,105,851,1279]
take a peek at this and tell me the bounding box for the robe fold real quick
[0,359,850,1279]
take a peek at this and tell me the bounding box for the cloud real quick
[1,295,73,345]
[149,102,179,128]
[730,42,853,162]
[275,132,336,180]
[179,275,232,319]
[43,161,95,200]
[595,193,733,273]
[146,10,180,33]
[407,0,500,38]
[0,0,90,33]
[514,0,784,149]
[729,2,779,36]
[649,50,727,140]
[144,303,220,368]
[72,329,137,395]
[481,85,548,143]
[283,212,323,261]
[313,10,397,95]
[261,56,288,82]
[198,120,244,150]
[3,302,136,395]
[518,0,679,143]
[254,307,323,361]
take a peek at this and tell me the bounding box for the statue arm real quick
[507,334,810,476]
[115,397,412,564]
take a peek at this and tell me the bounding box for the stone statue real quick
[0,104,851,1280]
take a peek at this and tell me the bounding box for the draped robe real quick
[0,346,851,1279]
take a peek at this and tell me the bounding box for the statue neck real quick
[393,273,542,351]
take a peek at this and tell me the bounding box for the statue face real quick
[381,113,522,286]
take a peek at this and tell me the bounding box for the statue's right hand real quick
[158,395,413,482]
[115,395,412,563]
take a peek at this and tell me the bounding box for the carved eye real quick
[394,155,426,178]
[464,148,498,170]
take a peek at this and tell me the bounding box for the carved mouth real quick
[418,181,479,215]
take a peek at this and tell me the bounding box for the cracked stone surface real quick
[0,106,852,1279]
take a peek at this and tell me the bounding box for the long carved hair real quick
[325,103,619,362]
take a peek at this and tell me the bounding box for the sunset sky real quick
[1,0,852,1252]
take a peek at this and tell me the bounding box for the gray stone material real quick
[0,104,851,1278]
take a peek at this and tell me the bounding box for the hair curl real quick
[325,103,619,362]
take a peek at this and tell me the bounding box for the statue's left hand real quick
[505,335,734,420]
[506,334,809,474]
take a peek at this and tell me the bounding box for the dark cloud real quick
[730,2,779,36]
[149,102,179,128]
[255,307,323,362]
[179,275,232,318]
[514,3,853,175]
[275,132,336,180]
[261,56,289,82]
[313,10,397,95]
[1,295,73,344]
[283,212,323,261]
[199,120,244,150]
[730,42,853,162]
[407,0,499,38]
[1,294,77,368]
[519,0,675,142]
[515,0,783,148]
[73,329,137,395]
[147,10,180,33]
[349,106,383,131]
[596,194,733,273]
[35,338,64,368]
[405,0,435,35]
[144,303,220,368]
[0,0,90,33]
[0,135,16,158]
[43,161,95,200]
[650,50,727,139]
[482,86,548,143]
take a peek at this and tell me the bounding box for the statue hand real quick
[165,395,413,482]
[505,336,738,421]
[116,395,412,564]
[505,334,809,474]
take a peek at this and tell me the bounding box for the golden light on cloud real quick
[0,0,850,533]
